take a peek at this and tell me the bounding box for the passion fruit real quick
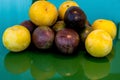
[55,28,80,54]
[20,20,37,33]
[32,26,54,49]
[64,6,87,32]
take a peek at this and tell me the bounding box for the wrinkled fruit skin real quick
[55,28,80,54]
[32,26,54,49]
[64,6,87,32]
[20,20,37,33]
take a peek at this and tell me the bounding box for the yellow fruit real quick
[2,25,31,52]
[85,30,113,57]
[92,19,117,39]
[58,1,79,20]
[29,1,58,26]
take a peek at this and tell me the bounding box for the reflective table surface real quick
[0,0,120,80]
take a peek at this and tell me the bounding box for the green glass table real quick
[0,0,120,80]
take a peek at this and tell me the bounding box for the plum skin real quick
[20,20,37,33]
[64,6,87,32]
[32,26,54,49]
[55,28,80,54]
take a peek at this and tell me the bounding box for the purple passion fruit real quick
[55,28,80,54]
[32,26,54,49]
[64,6,87,32]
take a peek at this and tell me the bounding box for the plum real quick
[20,20,37,33]
[64,6,87,32]
[55,28,80,54]
[32,26,54,49]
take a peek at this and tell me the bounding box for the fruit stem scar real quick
[66,4,70,7]
[99,20,103,22]
[45,8,48,11]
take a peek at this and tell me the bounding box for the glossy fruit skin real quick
[55,28,80,54]
[2,25,31,52]
[85,30,113,57]
[29,1,58,26]
[32,26,54,49]
[20,20,37,33]
[92,19,117,40]
[58,1,79,20]
[64,6,87,32]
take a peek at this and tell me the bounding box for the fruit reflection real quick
[53,53,81,77]
[81,52,110,80]
[50,64,85,80]
[4,50,31,74]
[61,64,85,80]
[30,51,55,80]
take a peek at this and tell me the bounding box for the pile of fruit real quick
[2,0,117,58]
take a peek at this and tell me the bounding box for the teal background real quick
[0,0,120,80]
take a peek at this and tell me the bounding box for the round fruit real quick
[52,20,65,32]
[64,6,87,32]
[2,25,31,52]
[85,30,113,57]
[55,28,80,54]
[58,1,79,20]
[92,19,117,39]
[32,26,54,49]
[29,1,58,26]
[20,20,37,33]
